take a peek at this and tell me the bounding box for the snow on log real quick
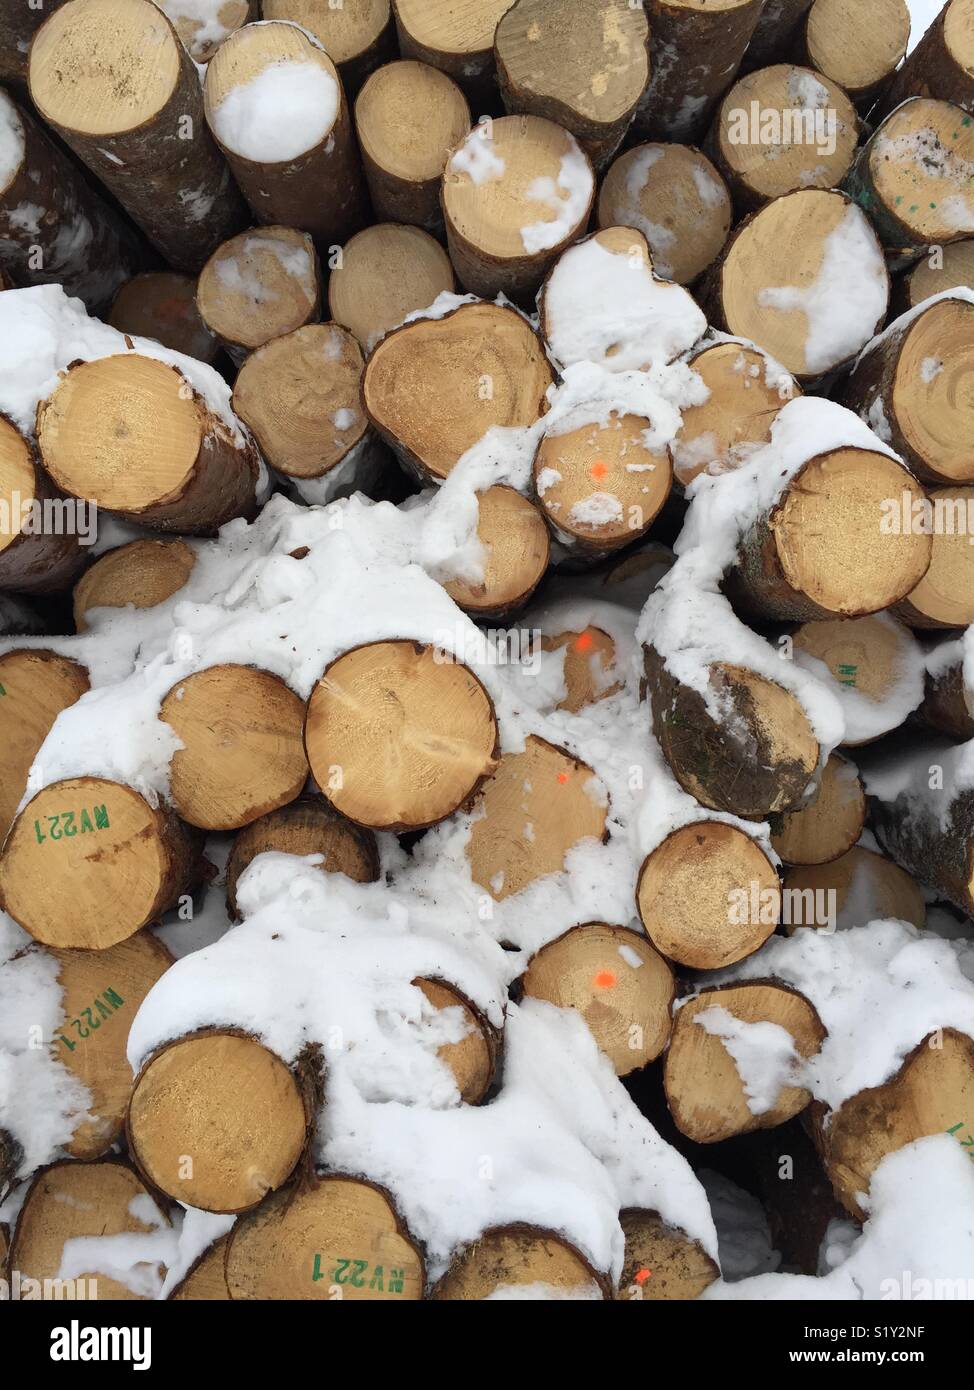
[73,539,197,633]
[636,821,781,969]
[768,753,865,867]
[663,981,826,1143]
[430,1225,608,1299]
[633,0,765,144]
[493,0,650,168]
[327,223,455,353]
[196,226,321,364]
[127,1031,314,1212]
[160,665,309,832]
[710,66,859,212]
[363,299,553,483]
[226,1175,425,1298]
[844,99,974,261]
[0,777,205,948]
[305,640,499,832]
[597,143,732,286]
[0,648,89,844]
[0,88,144,314]
[441,485,550,620]
[10,1160,169,1300]
[392,0,514,102]
[442,117,595,302]
[354,60,470,230]
[617,1209,720,1300]
[156,0,256,63]
[519,922,675,1075]
[874,0,974,121]
[919,637,974,740]
[702,189,889,382]
[109,274,220,365]
[29,0,246,272]
[0,415,87,595]
[839,294,974,486]
[799,0,910,112]
[262,0,396,94]
[232,324,372,499]
[781,844,927,933]
[203,20,367,249]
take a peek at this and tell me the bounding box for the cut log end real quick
[430,1225,606,1300]
[541,627,620,713]
[442,485,550,618]
[895,299,974,486]
[127,1031,310,1213]
[864,99,974,249]
[74,538,196,632]
[415,978,497,1104]
[898,487,974,630]
[617,1209,719,1300]
[782,845,927,934]
[0,415,85,595]
[803,0,910,106]
[197,227,321,357]
[520,923,674,1075]
[0,649,89,843]
[637,821,780,970]
[664,981,826,1144]
[305,641,499,832]
[792,613,916,742]
[161,665,309,832]
[467,735,607,901]
[327,222,455,354]
[769,753,866,866]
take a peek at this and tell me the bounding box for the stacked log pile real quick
[0,0,972,1310]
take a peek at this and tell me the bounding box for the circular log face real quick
[905,239,974,307]
[170,1235,232,1300]
[717,190,887,378]
[356,59,470,183]
[541,628,620,713]
[533,414,672,552]
[161,665,309,831]
[820,1030,974,1219]
[520,923,675,1074]
[226,1175,425,1299]
[430,1226,604,1299]
[805,0,910,98]
[442,485,550,617]
[395,0,513,59]
[637,821,780,969]
[30,0,182,137]
[128,1032,308,1213]
[36,354,203,512]
[0,416,36,553]
[894,298,974,485]
[870,99,974,245]
[328,223,455,352]
[0,650,89,842]
[0,778,177,949]
[415,978,496,1103]
[899,487,974,628]
[664,982,826,1144]
[716,65,858,204]
[792,612,915,716]
[197,227,320,353]
[617,1209,719,1301]
[769,449,931,618]
[52,933,173,1159]
[673,343,798,484]
[945,0,974,69]
[109,273,218,363]
[442,113,594,262]
[769,753,865,866]
[264,0,391,64]
[598,143,731,285]
[232,324,366,480]
[305,641,499,832]
[363,300,553,480]
[12,1161,169,1301]
[74,538,196,631]
[782,846,926,933]
[466,735,608,901]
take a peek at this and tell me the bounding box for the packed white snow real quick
[520,138,595,255]
[209,58,339,163]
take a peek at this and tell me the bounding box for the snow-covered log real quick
[73,539,197,633]
[441,485,550,620]
[919,636,974,740]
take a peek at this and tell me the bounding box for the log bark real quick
[29,0,246,272]
[262,0,397,95]
[109,274,220,365]
[873,0,974,122]
[305,640,499,833]
[354,60,470,230]
[196,226,322,364]
[441,484,550,620]
[800,0,910,113]
[0,88,145,314]
[644,645,820,818]
[0,648,89,844]
[838,296,974,486]
[744,0,815,69]
[363,300,553,483]
[35,353,260,534]
[73,538,197,632]
[0,415,87,595]
[327,222,455,354]
[442,115,595,303]
[430,1224,609,1299]
[493,0,650,168]
[0,775,205,948]
[844,99,974,263]
[633,0,765,144]
[203,20,368,251]
[127,1029,316,1213]
[918,651,974,740]
[160,665,310,832]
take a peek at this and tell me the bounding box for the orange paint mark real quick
[557,771,569,784]
[634,1268,652,1284]
[590,459,608,481]
[573,630,594,653]
[594,970,617,989]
